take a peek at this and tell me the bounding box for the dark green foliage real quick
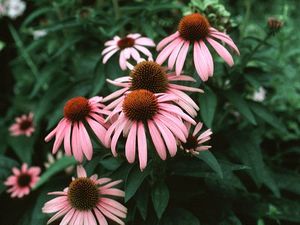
[0,0,299,225]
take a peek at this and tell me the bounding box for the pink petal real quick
[135,37,155,47]
[134,45,153,57]
[168,39,184,69]
[153,119,177,157]
[71,122,83,162]
[147,120,167,160]
[206,37,234,66]
[125,122,137,163]
[199,40,214,77]
[175,40,190,75]
[63,122,72,156]
[101,198,127,213]
[156,37,182,65]
[97,205,125,225]
[102,49,119,64]
[78,122,93,160]
[77,165,87,177]
[94,209,108,225]
[52,119,68,154]
[119,51,127,70]
[157,31,180,51]
[86,118,107,146]
[102,45,118,56]
[209,28,240,54]
[193,41,209,81]
[137,122,147,171]
[193,122,203,136]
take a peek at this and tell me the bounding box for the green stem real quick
[112,0,121,21]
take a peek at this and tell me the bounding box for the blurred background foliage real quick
[0,0,299,224]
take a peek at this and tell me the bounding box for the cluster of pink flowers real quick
[5,12,238,225]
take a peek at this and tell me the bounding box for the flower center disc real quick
[178,13,210,41]
[130,61,168,93]
[17,174,31,187]
[123,90,158,121]
[117,37,135,49]
[20,120,32,130]
[68,178,99,211]
[64,97,91,121]
[182,134,198,150]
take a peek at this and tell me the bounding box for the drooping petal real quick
[125,122,137,163]
[156,31,180,51]
[137,122,147,170]
[148,120,167,160]
[206,37,234,66]
[175,41,190,75]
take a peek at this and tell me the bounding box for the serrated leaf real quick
[199,86,217,128]
[151,181,169,219]
[224,90,256,125]
[196,151,223,179]
[161,208,200,225]
[125,164,151,202]
[33,156,76,190]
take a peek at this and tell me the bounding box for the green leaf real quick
[199,86,217,128]
[100,156,122,171]
[0,40,5,51]
[33,156,76,190]
[249,102,286,131]
[224,90,257,125]
[151,181,169,219]
[231,133,280,197]
[161,208,200,225]
[136,183,150,221]
[7,136,35,164]
[125,164,151,202]
[195,151,223,179]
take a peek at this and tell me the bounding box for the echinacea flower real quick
[9,112,35,137]
[105,89,196,170]
[43,166,127,225]
[4,163,40,198]
[45,96,108,162]
[156,13,239,81]
[103,60,203,117]
[180,122,212,155]
[102,33,155,70]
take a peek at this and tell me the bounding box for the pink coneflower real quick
[45,96,108,162]
[43,165,127,225]
[180,122,212,155]
[4,163,40,198]
[103,60,203,117]
[105,89,196,170]
[9,112,35,137]
[102,33,155,70]
[156,13,239,81]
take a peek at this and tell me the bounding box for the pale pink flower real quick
[103,60,203,117]
[9,112,35,137]
[43,165,127,225]
[105,89,196,170]
[102,33,155,70]
[4,163,40,198]
[45,96,109,162]
[156,13,240,81]
[180,122,212,155]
